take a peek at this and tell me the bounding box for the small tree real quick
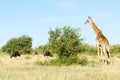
[2,35,32,54]
[48,26,83,58]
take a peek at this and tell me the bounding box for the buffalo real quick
[10,51,21,58]
[44,51,52,57]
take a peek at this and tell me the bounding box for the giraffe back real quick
[96,32,109,47]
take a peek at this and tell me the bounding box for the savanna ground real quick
[0,53,120,80]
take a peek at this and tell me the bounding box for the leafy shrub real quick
[34,44,49,54]
[34,56,88,66]
[48,26,83,58]
[110,44,120,58]
[78,57,88,66]
[80,43,96,55]
[111,44,120,53]
[2,35,33,54]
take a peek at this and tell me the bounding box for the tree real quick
[2,35,32,54]
[48,26,83,58]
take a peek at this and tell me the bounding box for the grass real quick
[34,56,88,66]
[0,54,120,80]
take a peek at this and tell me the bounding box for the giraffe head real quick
[84,16,92,24]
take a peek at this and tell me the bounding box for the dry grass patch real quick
[0,54,120,80]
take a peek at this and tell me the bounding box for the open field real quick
[0,54,120,80]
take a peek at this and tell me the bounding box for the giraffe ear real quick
[88,16,91,19]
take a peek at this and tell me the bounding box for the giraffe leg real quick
[99,46,103,62]
[102,45,109,65]
[96,42,100,62]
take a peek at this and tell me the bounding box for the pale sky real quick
[0,0,120,48]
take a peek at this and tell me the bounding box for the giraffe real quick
[85,16,110,64]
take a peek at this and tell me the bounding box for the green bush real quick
[48,26,83,58]
[111,44,120,53]
[2,35,33,54]
[80,43,96,55]
[34,44,49,54]
[110,44,120,58]
[34,56,88,66]
[78,57,88,66]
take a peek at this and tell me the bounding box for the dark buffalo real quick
[10,51,21,58]
[44,51,52,57]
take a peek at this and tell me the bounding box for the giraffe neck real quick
[89,19,102,35]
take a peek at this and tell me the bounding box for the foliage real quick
[2,35,32,54]
[110,44,120,58]
[34,44,49,54]
[48,26,83,58]
[34,56,88,66]
[111,44,120,53]
[35,26,96,56]
[80,43,96,55]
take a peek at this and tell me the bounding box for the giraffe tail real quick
[106,45,110,58]
[107,51,110,58]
